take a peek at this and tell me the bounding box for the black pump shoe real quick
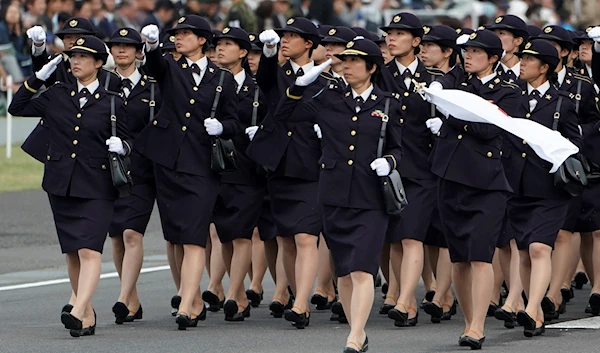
[175,314,193,330]
[190,306,207,327]
[459,334,485,350]
[124,305,143,322]
[246,289,264,308]
[284,309,310,329]
[61,312,82,331]
[113,302,129,325]
[70,310,96,337]
[423,302,443,323]
[202,291,223,312]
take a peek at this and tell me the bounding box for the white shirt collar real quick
[351,84,374,102]
[332,70,347,84]
[557,66,567,85]
[586,64,593,78]
[234,70,246,93]
[479,72,497,85]
[77,79,100,94]
[395,58,418,75]
[501,61,520,77]
[185,55,209,72]
[527,81,550,96]
[119,68,142,87]
[290,60,315,75]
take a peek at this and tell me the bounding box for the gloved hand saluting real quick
[204,118,223,136]
[35,55,62,81]
[296,59,332,87]
[106,136,126,155]
[588,26,600,43]
[259,29,280,57]
[27,26,46,51]
[370,158,391,176]
[141,24,160,51]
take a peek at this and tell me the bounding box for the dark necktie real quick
[296,68,305,77]
[529,89,540,103]
[506,69,516,81]
[190,63,201,75]
[121,78,133,91]
[78,88,90,99]
[355,96,364,112]
[401,70,412,80]
[233,80,239,93]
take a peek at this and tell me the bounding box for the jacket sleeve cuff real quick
[24,76,45,93]
[383,155,397,170]
[287,84,307,99]
[122,140,132,157]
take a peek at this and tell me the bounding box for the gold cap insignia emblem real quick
[393,15,401,23]
[423,26,430,35]
[329,28,336,36]
[456,28,461,34]
[76,38,85,45]
[222,27,230,34]
[470,33,477,40]
[178,17,186,23]
[478,26,485,30]
[525,42,532,49]
[495,17,503,24]
[544,27,552,33]
[586,27,592,33]
[169,36,175,42]
[347,41,354,48]
[120,29,128,36]
[249,34,255,41]
[287,18,295,25]
[69,19,78,27]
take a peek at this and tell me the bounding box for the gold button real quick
[71,153,76,158]
[458,134,463,140]
[486,152,492,157]
[193,86,198,91]
[185,112,191,118]
[153,120,158,125]
[101,165,106,169]
[404,92,409,97]
[321,163,325,169]
[347,160,353,166]
[401,105,406,110]
[352,116,358,121]
[522,140,527,145]
[437,132,440,136]
[189,99,195,104]
[287,131,292,136]
[500,151,503,156]
[525,113,531,118]
[46,155,50,161]
[429,144,432,148]
[349,145,355,151]
[40,120,44,125]
[522,152,526,158]
[350,130,356,136]
[182,126,187,131]
[74,126,80,132]
[400,119,404,123]
[73,140,78,145]
[76,113,82,118]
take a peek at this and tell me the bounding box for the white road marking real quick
[0,265,170,292]
[546,317,600,329]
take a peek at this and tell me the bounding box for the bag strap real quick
[251,84,261,126]
[575,79,582,114]
[110,95,117,137]
[430,74,436,118]
[104,72,111,90]
[149,82,156,122]
[377,97,391,158]
[210,70,227,119]
[552,96,563,131]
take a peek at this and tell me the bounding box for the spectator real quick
[224,0,258,33]
[114,0,140,30]
[255,0,274,32]
[141,0,177,41]
[91,0,117,40]
[194,0,223,29]
[41,0,64,34]
[23,0,49,29]
[1,1,32,78]
[271,0,292,28]
[73,0,94,20]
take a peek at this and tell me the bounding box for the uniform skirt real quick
[386,177,437,243]
[213,183,265,243]
[267,176,322,238]
[108,183,156,237]
[576,181,600,233]
[495,208,512,249]
[507,195,569,250]
[258,194,278,241]
[154,165,219,247]
[48,193,113,254]
[561,193,582,232]
[438,179,506,264]
[322,205,389,277]
[424,206,447,248]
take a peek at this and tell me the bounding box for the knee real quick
[294,234,318,249]
[592,230,600,240]
[555,231,570,244]
[78,248,100,261]
[350,271,373,283]
[123,230,143,248]
[233,238,252,249]
[528,243,551,260]
[401,239,423,251]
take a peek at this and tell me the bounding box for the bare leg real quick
[166,241,181,291]
[452,262,473,335]
[468,261,494,337]
[206,225,226,299]
[490,251,503,307]
[70,249,102,321]
[314,234,335,300]
[547,230,572,308]
[249,228,268,295]
[591,231,600,293]
[117,230,144,308]
[291,233,319,313]
[337,275,353,325]
[345,272,373,350]
[178,244,206,317]
[225,238,252,307]
[395,239,424,316]
[501,240,524,311]
[281,236,298,295]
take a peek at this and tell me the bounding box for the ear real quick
[369,63,377,75]
[540,62,549,75]
[95,59,103,69]
[412,36,422,48]
[240,48,248,59]
[305,39,313,50]
[198,36,207,46]
[136,48,143,56]
[514,37,524,47]
[443,47,453,59]
[489,54,499,65]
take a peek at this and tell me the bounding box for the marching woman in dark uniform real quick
[106,27,162,325]
[272,37,403,353]
[502,40,582,337]
[418,25,460,323]
[211,27,269,321]
[8,35,131,337]
[425,29,519,349]
[136,15,241,330]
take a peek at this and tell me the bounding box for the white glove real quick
[426,118,443,134]
[313,124,322,139]
[35,55,62,81]
[456,34,470,45]
[246,126,258,141]
[204,118,224,136]
[106,136,126,155]
[297,59,332,86]
[141,25,159,51]
[27,26,46,44]
[259,29,280,46]
[588,26,600,43]
[578,125,583,136]
[370,158,391,176]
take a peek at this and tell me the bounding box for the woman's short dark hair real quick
[438,44,457,67]
[365,58,381,83]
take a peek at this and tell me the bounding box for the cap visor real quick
[321,36,347,44]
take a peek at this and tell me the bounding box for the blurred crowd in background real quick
[0,0,599,89]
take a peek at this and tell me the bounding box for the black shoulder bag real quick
[108,95,133,198]
[552,96,588,196]
[210,71,238,174]
[378,97,408,214]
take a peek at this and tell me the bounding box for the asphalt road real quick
[0,190,599,353]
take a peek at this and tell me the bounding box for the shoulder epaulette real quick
[219,67,233,74]
[320,73,338,82]
[426,69,444,76]
[572,73,592,84]
[501,80,519,89]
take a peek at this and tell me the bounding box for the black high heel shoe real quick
[190,306,207,327]
[516,310,536,336]
[331,301,348,323]
[171,295,181,309]
[246,289,264,308]
[230,305,251,322]
[423,301,443,323]
[71,310,96,337]
[394,311,418,327]
[124,305,143,322]
[541,297,559,322]
[224,300,238,321]
[175,313,193,330]
[284,308,310,329]
[62,304,73,314]
[112,301,129,325]
[202,290,223,312]
[459,332,485,350]
[342,337,369,353]
[61,312,82,331]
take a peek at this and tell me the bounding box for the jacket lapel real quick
[81,85,105,110]
[177,55,198,87]
[199,60,218,87]
[360,86,384,113]
[67,84,81,110]
[281,61,295,86]
[532,89,556,113]
[127,75,149,100]
[342,87,357,111]
[237,73,254,100]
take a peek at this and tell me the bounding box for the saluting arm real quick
[255,30,281,93]
[8,76,49,117]
[141,25,168,82]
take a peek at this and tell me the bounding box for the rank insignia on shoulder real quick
[566,79,571,85]
[209,67,215,73]
[345,92,351,97]
[243,86,249,91]
[545,94,551,100]
[182,63,188,68]
[494,78,500,84]
[488,84,494,89]
[393,71,399,77]
[414,72,420,78]
[141,80,146,86]
[371,94,377,100]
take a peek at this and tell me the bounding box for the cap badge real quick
[525,42,532,49]
[347,41,354,48]
[544,27,552,33]
[76,38,85,45]
[393,15,401,23]
[222,27,230,34]
[586,27,592,33]
[329,29,336,36]
[178,17,186,23]
[495,17,503,24]
[456,28,461,34]
[423,26,430,35]
[69,19,78,27]
[287,18,295,25]
[169,36,175,42]
[477,26,485,30]
[249,34,255,41]
[470,33,477,40]
[120,29,128,36]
